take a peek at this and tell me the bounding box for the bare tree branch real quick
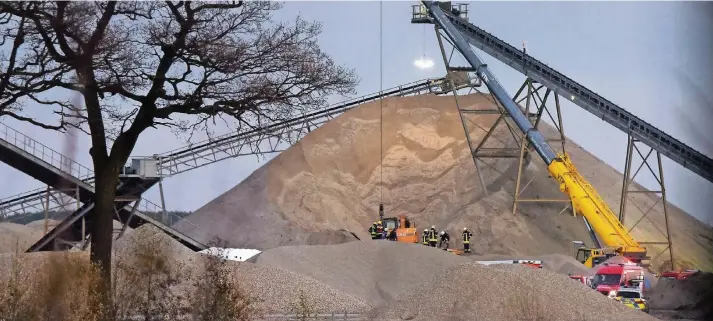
[0,0,359,292]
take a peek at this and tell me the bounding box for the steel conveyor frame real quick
[422,4,713,184]
[420,0,649,262]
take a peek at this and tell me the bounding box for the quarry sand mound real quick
[647,272,713,319]
[0,219,67,253]
[255,240,471,306]
[176,93,713,271]
[114,225,368,314]
[367,262,659,321]
[0,222,43,253]
[0,219,129,254]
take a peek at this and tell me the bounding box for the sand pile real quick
[647,271,713,319]
[114,225,368,314]
[176,93,713,271]
[255,240,471,306]
[0,218,130,253]
[368,262,658,321]
[0,222,44,253]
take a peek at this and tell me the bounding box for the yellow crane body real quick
[547,153,647,261]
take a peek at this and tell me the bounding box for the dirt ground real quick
[173,93,713,272]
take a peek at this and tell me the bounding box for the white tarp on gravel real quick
[199,247,261,261]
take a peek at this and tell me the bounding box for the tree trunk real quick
[90,164,121,308]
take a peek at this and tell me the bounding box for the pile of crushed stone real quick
[648,271,713,319]
[113,225,368,314]
[0,222,45,253]
[255,240,471,306]
[367,262,658,321]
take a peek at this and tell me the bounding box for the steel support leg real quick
[116,199,141,240]
[619,135,674,270]
[433,25,521,197]
[44,185,50,235]
[511,79,570,216]
[78,185,85,248]
[159,178,168,225]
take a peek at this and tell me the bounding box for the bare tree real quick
[0,0,357,289]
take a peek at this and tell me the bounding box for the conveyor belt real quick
[434,7,713,184]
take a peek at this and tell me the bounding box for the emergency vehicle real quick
[474,260,543,269]
[591,262,645,298]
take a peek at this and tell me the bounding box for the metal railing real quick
[0,122,215,245]
[0,122,94,181]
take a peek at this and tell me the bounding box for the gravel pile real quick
[367,262,659,321]
[255,240,471,306]
[0,222,44,253]
[113,225,368,314]
[647,271,713,319]
[221,261,368,314]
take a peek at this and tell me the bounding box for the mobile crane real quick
[418,1,648,268]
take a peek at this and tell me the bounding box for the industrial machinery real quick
[416,1,649,267]
[381,214,419,243]
[572,241,614,268]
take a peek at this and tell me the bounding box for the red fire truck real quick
[591,262,645,298]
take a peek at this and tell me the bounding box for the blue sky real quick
[1,1,711,224]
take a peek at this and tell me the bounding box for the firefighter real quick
[422,229,429,245]
[439,230,450,250]
[462,227,473,253]
[376,221,384,239]
[369,222,378,239]
[428,226,438,247]
[388,228,397,241]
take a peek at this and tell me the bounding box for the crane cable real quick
[378,0,384,220]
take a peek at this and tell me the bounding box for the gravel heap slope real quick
[255,240,471,306]
[113,225,369,314]
[175,93,713,271]
[367,262,659,321]
[647,271,713,319]
[0,222,44,253]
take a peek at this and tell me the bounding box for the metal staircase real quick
[0,122,208,251]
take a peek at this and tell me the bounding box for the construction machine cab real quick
[575,246,609,268]
[381,214,419,243]
[382,215,413,231]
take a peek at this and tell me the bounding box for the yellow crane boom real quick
[548,154,647,260]
[420,0,648,266]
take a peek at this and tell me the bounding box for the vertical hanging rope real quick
[379,0,384,219]
[422,24,426,59]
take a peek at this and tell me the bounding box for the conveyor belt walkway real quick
[0,122,208,251]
